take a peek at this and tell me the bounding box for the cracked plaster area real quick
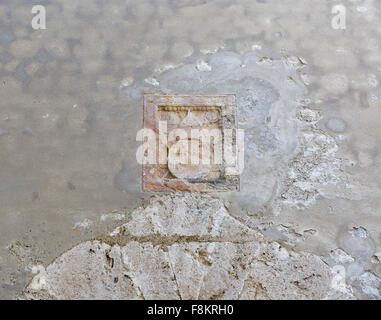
[1,0,381,300]
[20,194,354,300]
[7,49,381,302]
[9,40,381,302]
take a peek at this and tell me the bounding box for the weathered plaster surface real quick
[0,0,380,299]
[20,195,354,300]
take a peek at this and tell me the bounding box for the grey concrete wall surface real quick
[0,0,380,299]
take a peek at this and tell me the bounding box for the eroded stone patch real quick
[20,194,354,300]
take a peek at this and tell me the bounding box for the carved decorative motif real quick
[142,94,239,192]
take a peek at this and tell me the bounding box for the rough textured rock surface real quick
[1,0,381,300]
[21,195,354,300]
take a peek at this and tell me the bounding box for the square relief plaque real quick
[142,94,240,192]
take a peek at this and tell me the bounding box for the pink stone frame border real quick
[142,94,239,192]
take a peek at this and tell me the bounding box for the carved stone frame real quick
[142,94,239,192]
